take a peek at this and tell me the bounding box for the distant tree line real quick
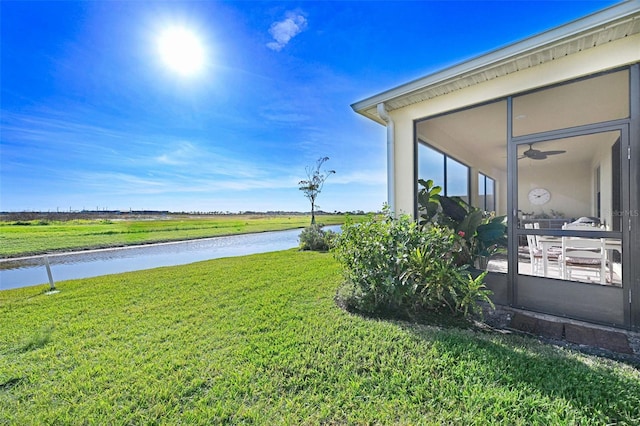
[0,209,372,222]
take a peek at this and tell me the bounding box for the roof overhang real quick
[351,1,640,125]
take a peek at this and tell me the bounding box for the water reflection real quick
[1,226,340,290]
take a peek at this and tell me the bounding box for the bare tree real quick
[299,157,335,225]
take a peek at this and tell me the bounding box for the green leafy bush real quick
[399,226,493,317]
[417,178,507,268]
[332,211,424,312]
[298,224,337,251]
[333,209,493,317]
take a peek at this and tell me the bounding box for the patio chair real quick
[524,223,543,275]
[560,237,607,284]
[524,223,560,276]
[533,222,562,260]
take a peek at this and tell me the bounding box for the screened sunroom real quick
[352,2,640,329]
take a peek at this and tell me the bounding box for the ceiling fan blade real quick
[519,143,566,160]
[522,144,545,158]
[540,150,566,156]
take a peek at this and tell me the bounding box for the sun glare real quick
[157,27,205,76]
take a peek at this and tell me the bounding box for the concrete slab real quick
[483,304,640,363]
[510,313,537,334]
[593,329,634,355]
[534,318,564,340]
[564,324,595,345]
[510,314,634,356]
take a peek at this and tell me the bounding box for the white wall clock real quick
[528,188,551,205]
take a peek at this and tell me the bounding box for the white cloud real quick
[260,111,310,123]
[154,141,199,166]
[329,169,387,186]
[266,12,307,51]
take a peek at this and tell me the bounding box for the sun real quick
[157,27,205,76]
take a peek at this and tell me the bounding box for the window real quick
[478,173,495,212]
[418,142,469,202]
[446,157,469,202]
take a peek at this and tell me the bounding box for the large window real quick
[478,173,495,212]
[418,142,469,202]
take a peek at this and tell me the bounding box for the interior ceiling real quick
[416,71,628,173]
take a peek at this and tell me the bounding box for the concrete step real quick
[509,312,635,355]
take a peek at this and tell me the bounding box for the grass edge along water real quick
[0,214,356,258]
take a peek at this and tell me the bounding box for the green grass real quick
[0,214,353,258]
[1,250,639,424]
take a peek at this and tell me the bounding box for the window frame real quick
[478,172,496,212]
[416,140,470,202]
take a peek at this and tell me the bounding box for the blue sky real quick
[1,1,618,213]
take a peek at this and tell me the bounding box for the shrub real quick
[333,209,493,318]
[399,226,493,317]
[298,224,337,252]
[332,211,428,313]
[417,179,507,268]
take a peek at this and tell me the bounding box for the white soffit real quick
[351,1,640,124]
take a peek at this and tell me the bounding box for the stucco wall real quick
[517,160,591,220]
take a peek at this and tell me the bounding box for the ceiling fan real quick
[519,144,566,160]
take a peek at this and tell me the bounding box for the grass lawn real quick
[1,250,639,424]
[0,214,353,258]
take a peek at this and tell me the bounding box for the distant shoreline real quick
[0,226,311,263]
[0,210,367,222]
[0,214,359,259]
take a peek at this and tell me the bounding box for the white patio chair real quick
[524,223,543,275]
[560,237,607,284]
[524,223,561,277]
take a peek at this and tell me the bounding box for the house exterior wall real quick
[386,33,640,217]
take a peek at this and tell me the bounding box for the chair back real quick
[532,222,540,246]
[562,237,605,258]
[561,236,607,283]
[523,223,539,258]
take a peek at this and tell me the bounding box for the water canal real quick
[0,226,340,290]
